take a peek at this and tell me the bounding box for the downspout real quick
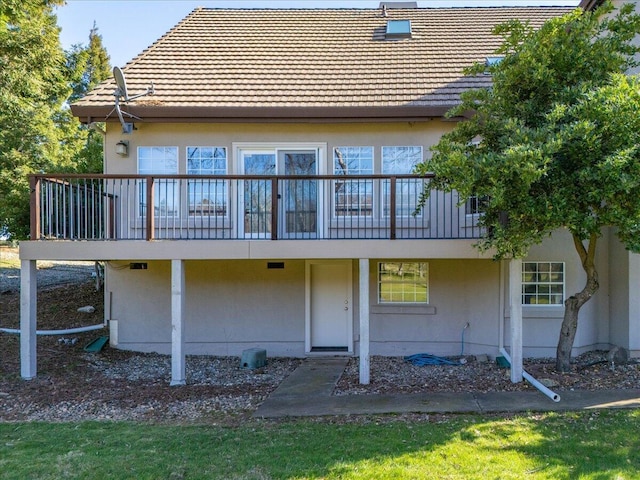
[498,260,561,402]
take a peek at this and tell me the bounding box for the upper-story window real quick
[187,147,227,217]
[465,195,489,216]
[382,146,423,217]
[333,147,374,217]
[138,147,179,217]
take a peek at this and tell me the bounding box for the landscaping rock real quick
[608,346,629,366]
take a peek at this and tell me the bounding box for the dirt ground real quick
[1,249,639,424]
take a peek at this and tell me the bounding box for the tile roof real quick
[71,6,573,122]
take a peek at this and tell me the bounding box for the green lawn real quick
[1,410,639,479]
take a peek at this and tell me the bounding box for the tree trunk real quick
[556,233,600,372]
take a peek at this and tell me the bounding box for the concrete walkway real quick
[254,357,640,418]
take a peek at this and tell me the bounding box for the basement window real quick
[386,20,412,39]
[378,262,429,304]
[522,262,565,305]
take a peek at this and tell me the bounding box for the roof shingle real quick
[71,6,573,122]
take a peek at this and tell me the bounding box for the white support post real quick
[629,253,640,356]
[509,258,523,383]
[170,259,186,386]
[359,259,370,385]
[20,260,37,379]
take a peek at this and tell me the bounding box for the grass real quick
[1,410,639,479]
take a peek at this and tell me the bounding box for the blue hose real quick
[404,353,461,366]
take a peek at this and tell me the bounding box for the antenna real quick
[113,66,129,102]
[111,66,155,134]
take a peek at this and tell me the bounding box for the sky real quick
[56,0,580,68]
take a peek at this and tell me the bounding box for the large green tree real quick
[416,2,640,372]
[0,0,71,239]
[0,2,110,239]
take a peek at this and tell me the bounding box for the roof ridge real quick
[197,6,575,10]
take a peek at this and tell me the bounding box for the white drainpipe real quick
[0,323,105,335]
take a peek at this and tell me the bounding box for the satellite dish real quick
[110,66,155,134]
[113,66,129,102]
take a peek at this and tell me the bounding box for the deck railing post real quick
[146,176,155,240]
[389,176,397,240]
[271,177,278,240]
[30,176,41,240]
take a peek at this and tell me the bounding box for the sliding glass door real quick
[240,148,318,238]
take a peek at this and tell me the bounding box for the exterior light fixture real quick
[115,140,129,157]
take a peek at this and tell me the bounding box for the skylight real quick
[485,56,504,67]
[484,56,505,75]
[386,20,412,39]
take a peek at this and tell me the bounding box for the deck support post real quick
[359,258,370,384]
[170,259,186,386]
[20,260,37,379]
[509,258,523,383]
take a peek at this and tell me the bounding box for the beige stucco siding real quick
[366,259,501,357]
[609,235,630,348]
[108,259,307,356]
[507,229,611,357]
[104,227,612,358]
[104,120,451,175]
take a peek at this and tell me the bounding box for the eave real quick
[70,104,455,124]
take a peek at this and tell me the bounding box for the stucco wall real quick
[609,235,630,348]
[104,120,451,175]
[108,259,307,356]
[106,233,612,359]
[365,258,501,357]
[501,229,612,357]
[100,121,619,359]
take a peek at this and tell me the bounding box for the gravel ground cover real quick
[1,250,639,424]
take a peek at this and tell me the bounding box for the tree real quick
[66,22,111,173]
[0,3,111,238]
[0,0,71,239]
[416,2,640,372]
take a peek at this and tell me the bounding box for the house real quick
[19,3,639,387]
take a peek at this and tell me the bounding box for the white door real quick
[307,261,352,352]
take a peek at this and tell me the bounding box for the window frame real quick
[137,146,180,218]
[186,146,229,218]
[333,146,374,218]
[522,261,565,306]
[381,146,423,218]
[377,261,429,304]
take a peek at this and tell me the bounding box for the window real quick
[522,262,564,305]
[378,262,429,303]
[333,147,373,217]
[382,146,423,217]
[138,147,179,217]
[465,195,489,216]
[187,147,227,217]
